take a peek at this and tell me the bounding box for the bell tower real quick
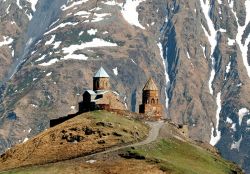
[139,78,163,120]
[93,67,110,91]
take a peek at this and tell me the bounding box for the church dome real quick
[143,77,158,91]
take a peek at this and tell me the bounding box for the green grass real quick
[127,139,241,174]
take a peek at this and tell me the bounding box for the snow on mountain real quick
[113,67,118,76]
[61,0,89,11]
[45,35,56,45]
[199,0,218,95]
[16,0,22,9]
[157,42,170,108]
[39,58,59,66]
[0,36,13,47]
[45,22,79,35]
[121,0,145,29]
[231,136,242,151]
[210,92,222,146]
[238,108,250,126]
[27,0,39,11]
[234,0,250,78]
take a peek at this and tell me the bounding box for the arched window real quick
[157,99,158,104]
[151,99,155,104]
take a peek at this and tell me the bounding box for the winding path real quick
[86,121,165,158]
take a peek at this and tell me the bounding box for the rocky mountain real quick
[0,0,249,172]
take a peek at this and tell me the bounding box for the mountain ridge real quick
[0,0,250,172]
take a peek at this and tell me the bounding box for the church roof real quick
[94,67,109,78]
[143,77,158,91]
[85,90,96,95]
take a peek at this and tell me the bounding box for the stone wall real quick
[95,91,126,111]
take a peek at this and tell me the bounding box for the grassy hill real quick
[0,111,243,174]
[0,110,149,171]
[124,138,242,174]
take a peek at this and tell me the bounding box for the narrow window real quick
[151,99,155,104]
[96,81,99,88]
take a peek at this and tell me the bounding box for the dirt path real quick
[86,121,165,158]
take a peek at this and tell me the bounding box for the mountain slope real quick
[0,110,149,171]
[0,113,243,174]
[0,0,250,173]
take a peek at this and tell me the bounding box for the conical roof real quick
[94,67,109,78]
[143,78,158,91]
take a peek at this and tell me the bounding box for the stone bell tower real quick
[139,77,163,120]
[93,67,110,91]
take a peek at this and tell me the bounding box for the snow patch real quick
[39,58,59,66]
[226,117,233,124]
[74,10,91,17]
[91,13,111,22]
[231,123,236,132]
[35,55,46,62]
[157,42,170,108]
[231,136,242,151]
[46,72,52,76]
[45,35,55,45]
[237,83,242,87]
[232,0,250,78]
[62,38,117,61]
[71,106,76,110]
[16,0,22,9]
[0,36,13,47]
[210,92,222,146]
[102,0,122,6]
[131,59,137,65]
[238,108,250,126]
[200,0,219,95]
[53,41,61,49]
[228,38,235,46]
[6,4,11,14]
[226,62,231,74]
[200,45,206,58]
[27,0,39,11]
[45,22,78,35]
[61,0,89,11]
[247,119,250,126]
[113,67,118,76]
[121,0,145,29]
[87,29,98,35]
[186,51,191,59]
[23,138,29,143]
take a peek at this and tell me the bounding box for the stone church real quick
[139,78,163,120]
[50,67,163,127]
[80,67,126,112]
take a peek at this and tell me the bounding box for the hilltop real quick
[0,110,148,171]
[0,110,243,174]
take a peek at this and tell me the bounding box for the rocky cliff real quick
[0,0,249,173]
